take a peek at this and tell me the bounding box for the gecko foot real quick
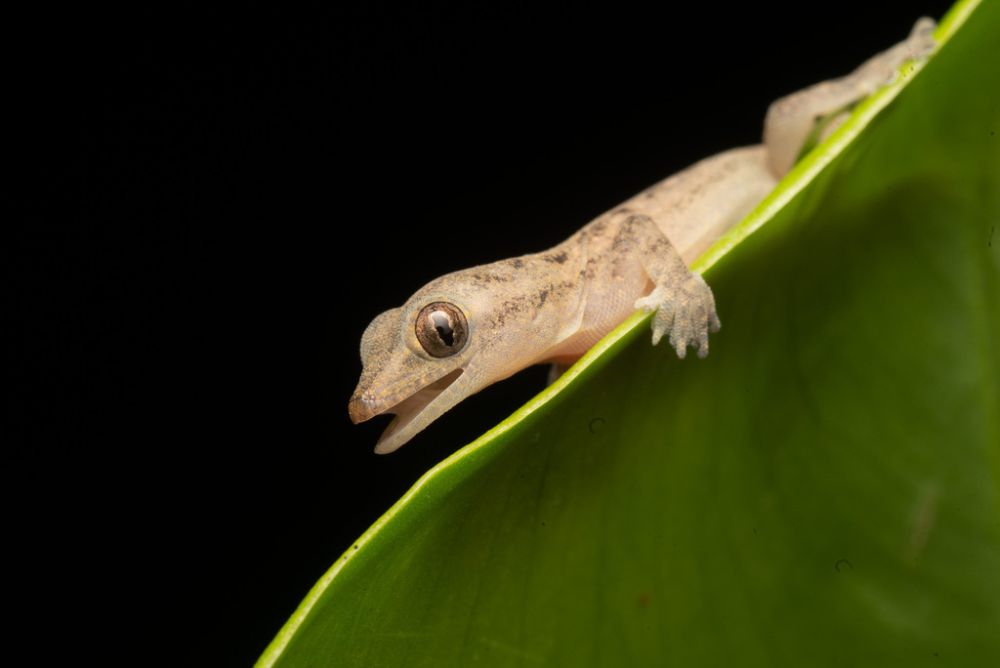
[905,17,937,61]
[634,275,721,359]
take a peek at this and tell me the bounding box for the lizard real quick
[349,18,936,454]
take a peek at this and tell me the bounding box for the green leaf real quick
[259,2,1000,665]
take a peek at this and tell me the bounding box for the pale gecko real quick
[349,19,936,454]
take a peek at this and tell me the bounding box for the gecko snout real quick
[348,393,377,424]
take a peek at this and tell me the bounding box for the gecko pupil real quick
[430,312,454,346]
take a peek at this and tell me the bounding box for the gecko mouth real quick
[349,368,466,454]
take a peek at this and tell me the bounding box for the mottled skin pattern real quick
[350,19,936,454]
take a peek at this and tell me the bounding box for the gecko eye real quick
[415,302,468,358]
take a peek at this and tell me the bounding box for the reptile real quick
[349,18,936,454]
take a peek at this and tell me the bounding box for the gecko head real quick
[348,288,513,454]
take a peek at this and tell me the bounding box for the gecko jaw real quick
[350,368,466,454]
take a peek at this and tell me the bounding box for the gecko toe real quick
[647,298,674,347]
[696,332,710,358]
[673,335,688,359]
[635,286,666,313]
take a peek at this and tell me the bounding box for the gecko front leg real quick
[617,213,721,358]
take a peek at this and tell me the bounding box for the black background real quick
[10,1,954,665]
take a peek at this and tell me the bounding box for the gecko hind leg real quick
[763,17,937,177]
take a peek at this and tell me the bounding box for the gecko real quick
[349,18,936,454]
